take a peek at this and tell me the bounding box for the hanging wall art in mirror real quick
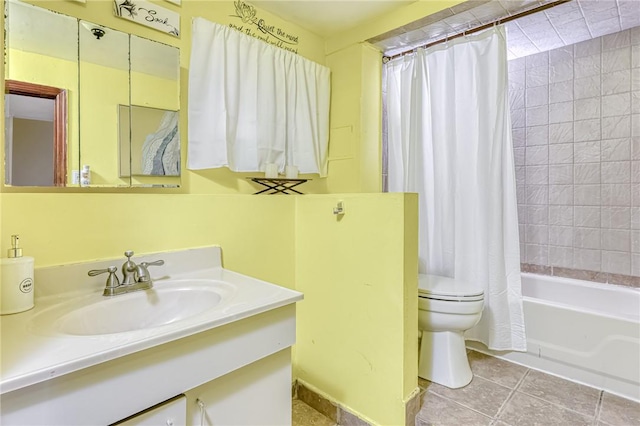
[119,105,180,177]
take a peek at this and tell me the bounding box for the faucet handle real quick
[88,266,120,289]
[137,260,165,283]
[124,250,134,259]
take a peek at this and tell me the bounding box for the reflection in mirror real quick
[119,105,180,177]
[129,35,180,187]
[4,0,78,187]
[79,20,130,187]
[5,1,181,188]
[4,81,67,186]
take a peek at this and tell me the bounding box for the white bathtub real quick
[467,272,640,402]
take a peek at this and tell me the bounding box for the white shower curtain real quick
[188,18,330,176]
[386,27,526,351]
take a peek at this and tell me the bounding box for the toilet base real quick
[418,329,472,389]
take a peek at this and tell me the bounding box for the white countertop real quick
[0,247,302,394]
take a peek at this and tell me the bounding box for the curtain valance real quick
[188,18,330,176]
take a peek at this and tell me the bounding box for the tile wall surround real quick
[521,263,640,287]
[510,26,640,287]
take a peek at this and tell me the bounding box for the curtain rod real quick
[383,0,572,62]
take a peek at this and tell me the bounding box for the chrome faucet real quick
[121,250,138,285]
[88,251,165,297]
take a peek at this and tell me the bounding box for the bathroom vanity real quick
[0,246,302,425]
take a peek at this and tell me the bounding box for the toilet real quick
[418,274,484,389]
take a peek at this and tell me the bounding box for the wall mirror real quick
[4,0,77,187]
[4,0,181,188]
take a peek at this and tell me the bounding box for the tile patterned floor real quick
[292,349,640,426]
[416,350,640,426]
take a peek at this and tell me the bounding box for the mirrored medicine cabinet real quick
[4,0,181,188]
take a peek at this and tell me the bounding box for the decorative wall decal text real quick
[230,1,299,54]
[113,0,180,38]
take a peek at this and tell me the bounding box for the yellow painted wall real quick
[360,45,384,193]
[131,71,179,110]
[79,61,129,186]
[1,192,419,425]
[295,193,418,426]
[0,193,296,287]
[77,62,181,187]
[321,43,383,194]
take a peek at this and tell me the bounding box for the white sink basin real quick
[29,279,235,336]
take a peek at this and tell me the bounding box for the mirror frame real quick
[5,79,68,186]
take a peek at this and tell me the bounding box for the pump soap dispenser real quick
[1,235,35,315]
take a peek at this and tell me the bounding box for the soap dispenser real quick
[1,235,35,315]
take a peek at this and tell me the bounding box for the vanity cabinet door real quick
[112,395,186,426]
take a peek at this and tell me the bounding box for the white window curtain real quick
[188,18,330,176]
[386,27,526,351]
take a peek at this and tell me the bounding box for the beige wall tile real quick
[575,206,601,227]
[601,161,631,183]
[509,30,639,280]
[602,138,631,161]
[550,205,574,225]
[602,250,632,274]
[602,229,631,251]
[549,165,573,184]
[601,206,631,229]
[574,185,602,206]
[574,247,602,270]
[602,183,631,206]
[549,143,574,164]
[550,246,574,267]
[575,163,601,184]
[574,227,602,249]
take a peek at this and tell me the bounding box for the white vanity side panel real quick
[0,305,295,426]
[185,349,292,426]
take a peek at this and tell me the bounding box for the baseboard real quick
[294,380,371,425]
[404,387,424,426]
[294,379,423,425]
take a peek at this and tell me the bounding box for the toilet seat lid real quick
[418,274,484,300]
